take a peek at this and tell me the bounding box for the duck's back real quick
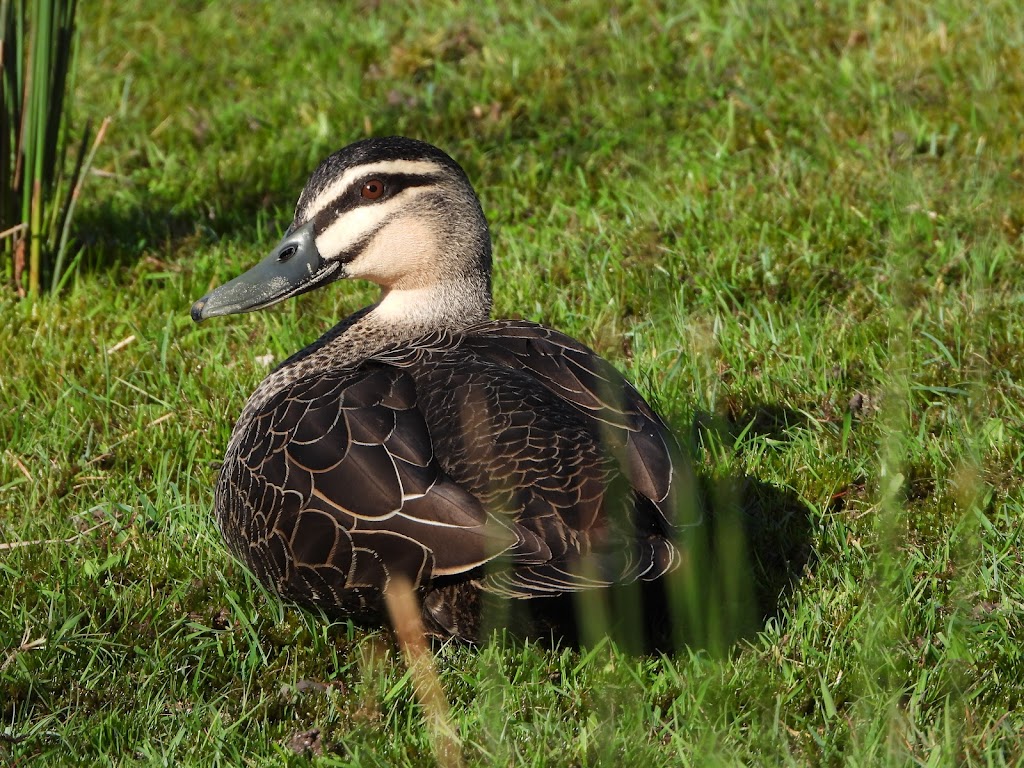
[215,320,689,640]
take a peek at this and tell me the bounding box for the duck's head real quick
[191,137,492,325]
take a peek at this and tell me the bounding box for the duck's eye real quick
[361,180,385,200]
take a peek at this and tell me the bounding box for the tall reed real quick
[1,0,105,296]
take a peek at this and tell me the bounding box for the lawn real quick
[2,0,1023,765]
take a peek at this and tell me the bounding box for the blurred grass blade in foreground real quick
[0,0,107,296]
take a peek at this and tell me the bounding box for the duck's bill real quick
[190,221,342,321]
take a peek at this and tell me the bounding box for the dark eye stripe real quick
[310,173,440,237]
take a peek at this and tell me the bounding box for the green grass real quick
[2,0,1024,764]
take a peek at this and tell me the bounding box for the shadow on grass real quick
[509,478,812,656]
[471,414,816,656]
[71,188,292,277]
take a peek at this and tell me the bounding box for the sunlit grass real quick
[2,0,1023,764]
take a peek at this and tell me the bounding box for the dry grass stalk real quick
[384,577,464,768]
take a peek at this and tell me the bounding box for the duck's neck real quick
[373,273,491,329]
[234,276,491,426]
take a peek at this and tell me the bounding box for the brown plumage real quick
[192,137,696,641]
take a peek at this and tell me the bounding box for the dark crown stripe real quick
[311,172,442,237]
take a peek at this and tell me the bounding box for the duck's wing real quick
[461,319,688,528]
[374,327,692,602]
[217,363,525,617]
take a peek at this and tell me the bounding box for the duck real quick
[191,136,698,642]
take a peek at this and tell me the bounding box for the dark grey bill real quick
[191,221,341,322]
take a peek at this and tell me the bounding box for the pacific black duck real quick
[192,137,697,642]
